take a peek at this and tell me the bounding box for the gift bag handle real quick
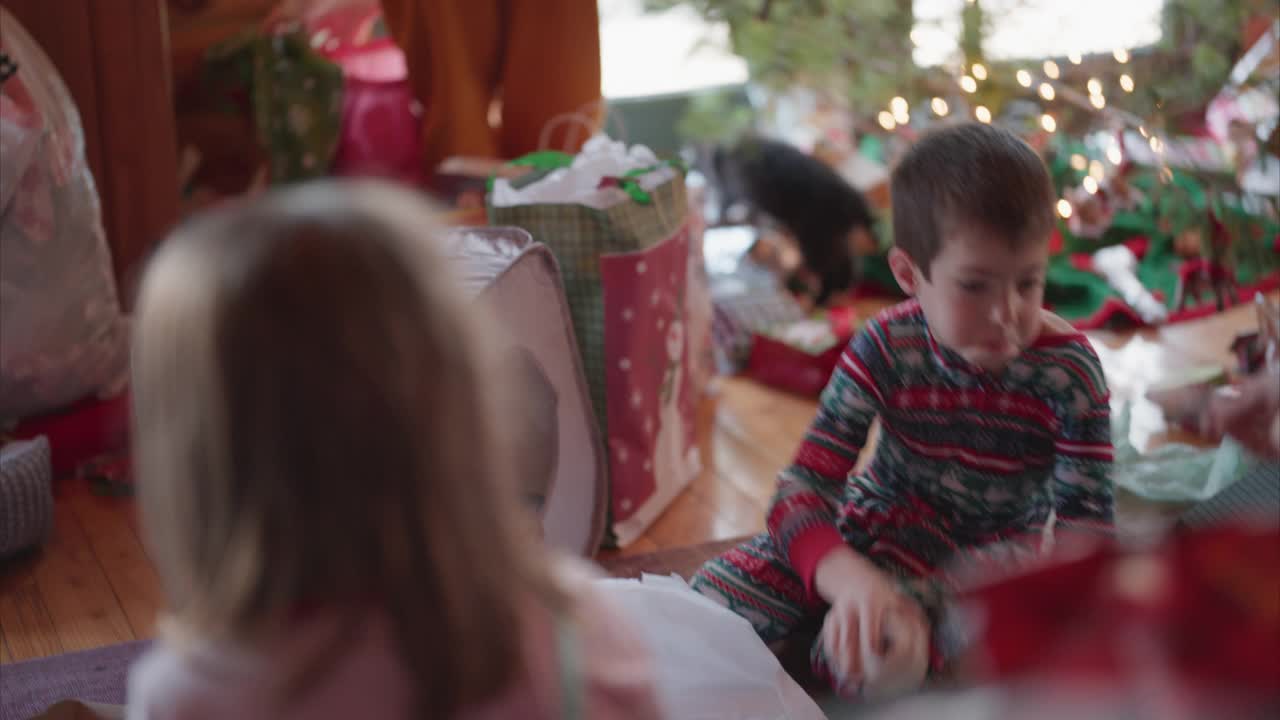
[538,98,629,152]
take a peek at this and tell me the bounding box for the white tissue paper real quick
[594,573,826,720]
[489,135,676,210]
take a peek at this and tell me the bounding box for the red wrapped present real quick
[955,526,1280,697]
[7,391,129,480]
[746,306,859,396]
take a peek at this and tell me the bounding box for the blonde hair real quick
[132,180,564,716]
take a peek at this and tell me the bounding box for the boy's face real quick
[890,226,1049,372]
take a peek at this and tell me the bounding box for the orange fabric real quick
[379,0,603,170]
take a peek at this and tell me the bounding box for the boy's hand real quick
[814,548,928,695]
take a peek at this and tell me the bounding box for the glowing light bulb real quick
[878,111,896,130]
[959,76,978,93]
[1107,146,1124,165]
[1090,94,1106,109]
[1087,78,1102,95]
[1070,154,1088,171]
[1149,136,1164,153]
[894,108,910,125]
[1016,70,1033,87]
[1138,125,1150,138]
[1119,74,1134,92]
[975,105,992,123]
[1068,51,1083,65]
[1041,114,1057,132]
[972,63,988,81]
[1083,176,1099,194]
[931,97,950,116]
[1039,83,1056,101]
[890,96,909,115]
[1057,199,1073,218]
[1114,48,1130,63]
[1090,160,1106,180]
[1043,60,1060,79]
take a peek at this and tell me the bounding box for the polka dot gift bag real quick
[489,137,703,547]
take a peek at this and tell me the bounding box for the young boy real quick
[692,123,1114,696]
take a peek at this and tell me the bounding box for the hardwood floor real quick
[0,297,1269,663]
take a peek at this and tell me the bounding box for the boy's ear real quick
[888,247,921,296]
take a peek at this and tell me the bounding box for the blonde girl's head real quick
[131,180,562,715]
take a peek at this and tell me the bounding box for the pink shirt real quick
[126,569,663,720]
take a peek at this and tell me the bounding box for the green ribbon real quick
[485,151,574,193]
[488,154,686,205]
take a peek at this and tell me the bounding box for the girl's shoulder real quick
[127,616,411,720]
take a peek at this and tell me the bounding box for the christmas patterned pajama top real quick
[692,299,1114,677]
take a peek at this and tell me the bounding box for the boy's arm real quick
[1048,345,1115,532]
[768,322,888,595]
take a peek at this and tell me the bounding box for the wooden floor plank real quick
[689,468,766,537]
[0,554,64,662]
[595,535,660,563]
[64,482,164,641]
[27,489,135,655]
[0,625,12,663]
[641,472,746,550]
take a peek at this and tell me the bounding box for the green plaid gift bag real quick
[489,139,699,546]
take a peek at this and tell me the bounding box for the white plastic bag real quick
[0,8,128,424]
[593,574,826,720]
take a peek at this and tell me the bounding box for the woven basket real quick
[1,436,53,558]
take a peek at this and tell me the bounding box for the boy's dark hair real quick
[891,122,1055,279]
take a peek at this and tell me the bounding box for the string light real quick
[1114,48,1130,63]
[1149,136,1164,153]
[1087,78,1102,95]
[894,108,911,125]
[975,105,992,123]
[960,75,978,93]
[1107,146,1124,165]
[1043,60,1060,79]
[1070,154,1088,171]
[972,63,988,81]
[1138,125,1150,138]
[1016,70,1033,87]
[1040,114,1057,132]
[1083,176,1099,194]
[1039,83,1056,101]
[1090,94,1106,109]
[1089,160,1106,180]
[890,96,909,115]
[909,29,924,46]
[1119,74,1135,92]
[878,111,897,130]
[1057,199,1073,218]
[931,97,950,116]
[1068,51,1083,65]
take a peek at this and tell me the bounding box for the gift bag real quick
[0,8,129,424]
[489,137,700,545]
[443,227,608,557]
[746,307,859,397]
[203,26,344,184]
[305,4,425,185]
